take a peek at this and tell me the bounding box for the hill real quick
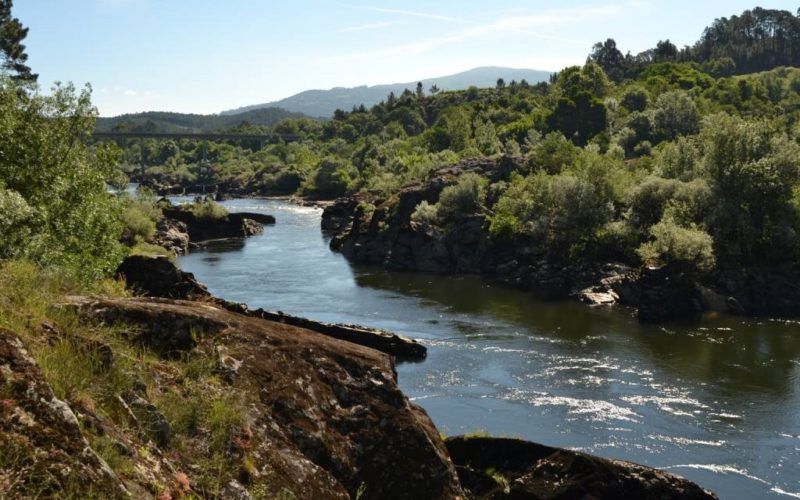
[95,107,307,133]
[222,66,552,118]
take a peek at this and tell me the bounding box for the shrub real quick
[410,200,439,226]
[0,187,34,258]
[0,80,125,282]
[621,86,649,111]
[653,90,700,141]
[491,172,611,258]
[436,173,487,222]
[311,157,356,197]
[637,218,716,272]
[188,198,229,221]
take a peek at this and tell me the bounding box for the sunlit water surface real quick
[176,198,800,499]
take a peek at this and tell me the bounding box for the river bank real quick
[318,157,800,323]
[175,197,800,499]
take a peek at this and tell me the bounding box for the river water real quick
[176,198,800,499]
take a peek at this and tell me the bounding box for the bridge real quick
[93,131,301,179]
[92,131,300,142]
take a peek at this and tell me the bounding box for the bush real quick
[491,172,611,258]
[120,192,162,245]
[637,218,715,273]
[653,90,699,141]
[410,200,439,226]
[0,80,125,282]
[311,157,356,197]
[187,198,229,221]
[0,187,34,258]
[436,173,487,222]
[621,86,649,111]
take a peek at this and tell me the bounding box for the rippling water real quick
[177,198,800,499]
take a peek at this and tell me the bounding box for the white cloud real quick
[337,21,395,33]
[359,6,470,24]
[321,2,643,64]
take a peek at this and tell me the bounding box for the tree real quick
[588,38,626,82]
[548,91,607,146]
[0,0,36,83]
[0,80,124,280]
[429,84,440,96]
[701,114,800,264]
[496,78,506,89]
[653,40,678,62]
[415,81,424,99]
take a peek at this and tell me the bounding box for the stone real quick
[61,295,463,499]
[0,328,129,498]
[445,436,717,499]
[116,254,209,300]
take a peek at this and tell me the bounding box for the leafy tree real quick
[0,0,36,82]
[701,114,800,264]
[653,91,699,141]
[0,80,124,280]
[436,172,487,222]
[588,38,626,82]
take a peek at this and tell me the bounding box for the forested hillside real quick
[95,107,307,133]
[221,66,552,118]
[125,5,800,281]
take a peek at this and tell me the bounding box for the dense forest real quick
[121,6,800,280]
[95,107,307,134]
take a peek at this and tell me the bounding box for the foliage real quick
[410,200,439,226]
[637,218,716,273]
[187,198,229,221]
[0,80,125,282]
[0,0,36,82]
[436,173,487,223]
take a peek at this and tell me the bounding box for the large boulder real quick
[153,217,190,255]
[162,208,264,242]
[0,328,128,498]
[637,265,702,323]
[116,254,209,300]
[62,296,464,499]
[445,436,716,499]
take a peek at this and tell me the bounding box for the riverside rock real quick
[0,328,129,498]
[62,295,463,499]
[322,155,800,323]
[116,254,209,300]
[445,436,717,499]
[162,207,265,242]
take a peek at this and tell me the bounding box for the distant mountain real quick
[95,107,307,134]
[222,66,552,118]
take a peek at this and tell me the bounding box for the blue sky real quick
[15,0,798,116]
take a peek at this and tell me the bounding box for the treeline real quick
[589,7,800,81]
[122,5,800,278]
[95,107,308,134]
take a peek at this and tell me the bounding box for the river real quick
[175,198,800,499]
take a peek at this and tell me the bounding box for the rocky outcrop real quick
[113,257,425,360]
[219,300,427,361]
[162,207,264,242]
[0,328,128,498]
[638,265,702,323]
[234,212,276,225]
[116,255,209,300]
[323,157,643,309]
[445,436,717,499]
[323,156,800,323]
[62,296,463,499]
[153,218,190,255]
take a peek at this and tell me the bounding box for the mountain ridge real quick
[222,66,552,118]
